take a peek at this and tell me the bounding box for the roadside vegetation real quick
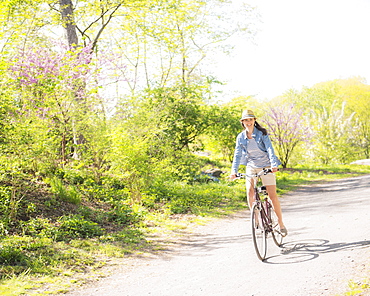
[1,1,370,295]
[1,163,370,295]
[344,279,370,296]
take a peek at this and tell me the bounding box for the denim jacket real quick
[231,128,281,174]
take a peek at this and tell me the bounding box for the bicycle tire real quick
[251,203,267,261]
[269,203,283,247]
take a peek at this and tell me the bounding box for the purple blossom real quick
[262,104,313,168]
[10,43,94,87]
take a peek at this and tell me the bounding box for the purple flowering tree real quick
[9,43,96,162]
[262,105,313,168]
[11,43,93,97]
[6,45,129,189]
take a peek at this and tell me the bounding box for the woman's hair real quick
[241,120,267,135]
[255,121,268,135]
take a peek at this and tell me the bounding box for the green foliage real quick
[80,182,130,203]
[144,181,246,215]
[53,215,103,241]
[0,222,8,236]
[114,0,255,89]
[48,177,82,205]
[0,185,12,218]
[137,84,215,152]
[156,152,214,183]
[279,78,370,164]
[312,101,356,164]
[104,201,140,226]
[167,183,223,214]
[0,246,29,267]
[20,217,54,237]
[203,95,264,162]
[203,104,241,162]
[0,236,53,277]
[0,0,370,292]
[346,279,370,295]
[0,235,99,280]
[107,125,152,203]
[0,167,39,228]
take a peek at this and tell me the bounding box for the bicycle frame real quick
[236,168,274,232]
[236,168,283,260]
[249,169,274,233]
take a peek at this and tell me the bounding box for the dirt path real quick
[65,175,370,296]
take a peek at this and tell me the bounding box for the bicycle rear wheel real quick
[251,203,267,261]
[270,203,283,247]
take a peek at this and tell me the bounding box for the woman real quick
[230,109,287,236]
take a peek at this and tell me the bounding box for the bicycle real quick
[236,168,284,261]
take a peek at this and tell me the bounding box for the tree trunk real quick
[59,0,78,48]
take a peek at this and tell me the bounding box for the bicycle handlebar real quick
[234,168,275,179]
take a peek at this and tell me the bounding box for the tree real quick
[281,78,370,162]
[135,84,215,153]
[104,0,256,94]
[313,101,356,164]
[56,0,124,50]
[7,42,101,169]
[58,0,79,47]
[0,0,258,197]
[203,95,262,162]
[262,105,312,168]
[337,77,370,158]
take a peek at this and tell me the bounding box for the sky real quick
[214,0,370,101]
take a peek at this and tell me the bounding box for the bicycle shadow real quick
[264,238,370,264]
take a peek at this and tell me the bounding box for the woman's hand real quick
[229,173,237,180]
[271,167,279,173]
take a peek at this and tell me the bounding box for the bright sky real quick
[215,0,370,101]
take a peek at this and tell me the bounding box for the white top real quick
[246,138,271,168]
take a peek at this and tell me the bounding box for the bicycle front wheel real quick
[270,204,283,247]
[251,203,267,261]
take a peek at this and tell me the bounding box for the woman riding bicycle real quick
[230,109,288,237]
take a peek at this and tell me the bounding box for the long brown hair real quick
[255,121,267,135]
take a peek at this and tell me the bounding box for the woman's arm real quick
[230,134,243,175]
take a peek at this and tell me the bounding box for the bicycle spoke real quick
[251,204,267,260]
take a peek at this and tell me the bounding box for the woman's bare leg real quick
[266,185,285,228]
[246,178,255,209]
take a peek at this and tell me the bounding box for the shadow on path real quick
[264,238,370,264]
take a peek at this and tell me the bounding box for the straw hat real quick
[240,109,256,121]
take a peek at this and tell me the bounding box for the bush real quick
[155,152,216,183]
[53,215,103,241]
[79,181,130,203]
[107,203,139,226]
[146,181,245,215]
[0,246,29,266]
[62,167,86,185]
[21,217,54,237]
[48,177,81,204]
[0,221,8,235]
[0,185,11,219]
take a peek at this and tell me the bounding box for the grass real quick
[276,164,370,194]
[343,279,370,296]
[1,164,370,295]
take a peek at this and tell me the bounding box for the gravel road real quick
[65,174,370,296]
